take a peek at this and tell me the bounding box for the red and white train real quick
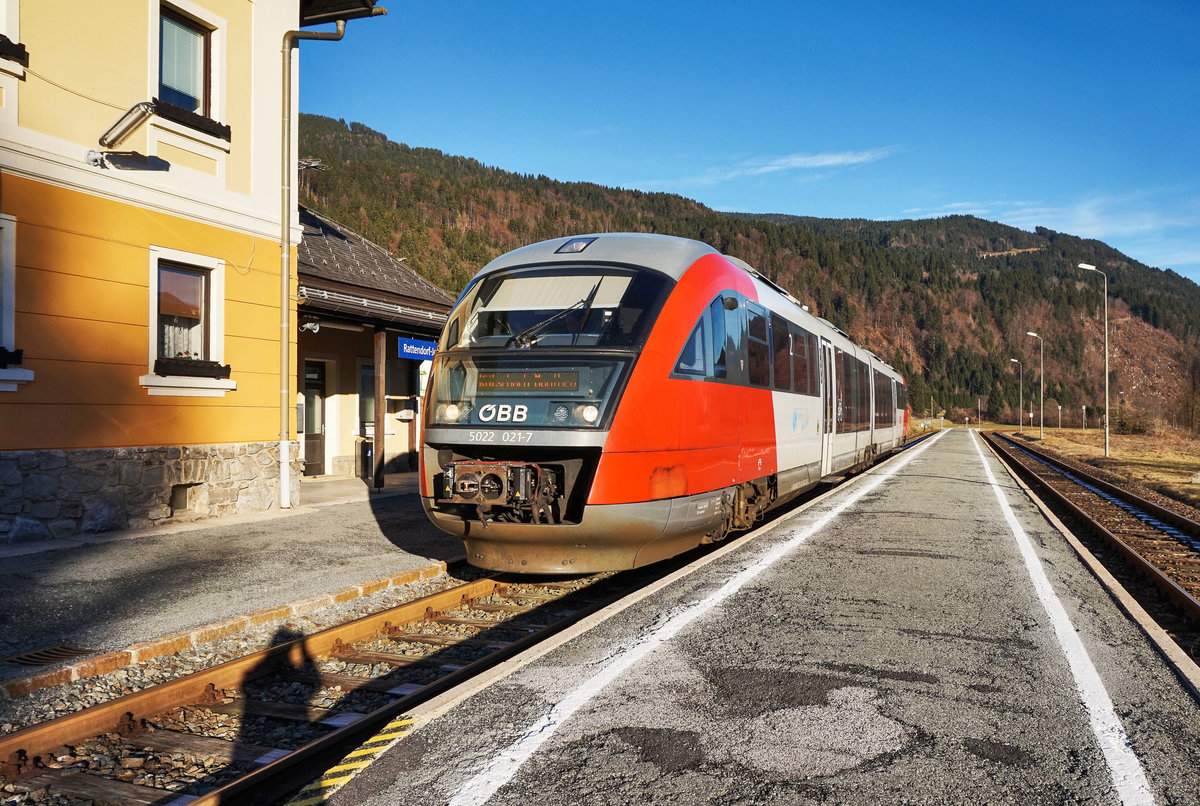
[420,233,909,573]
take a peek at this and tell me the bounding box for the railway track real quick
[984,431,1200,656]
[0,571,642,805]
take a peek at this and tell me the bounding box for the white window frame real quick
[140,245,235,397]
[0,0,22,129]
[0,214,33,392]
[147,1,230,184]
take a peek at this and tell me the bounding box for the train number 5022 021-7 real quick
[467,431,534,444]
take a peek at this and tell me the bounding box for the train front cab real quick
[419,236,730,572]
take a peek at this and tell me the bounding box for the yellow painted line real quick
[309,774,354,788]
[284,715,419,805]
[364,729,407,741]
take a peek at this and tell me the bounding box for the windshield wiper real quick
[505,280,602,349]
[572,280,604,346]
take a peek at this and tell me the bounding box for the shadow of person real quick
[225,627,324,778]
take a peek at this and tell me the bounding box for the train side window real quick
[725,297,743,381]
[674,294,734,381]
[746,303,769,388]
[874,370,894,426]
[790,325,815,396]
[856,358,871,431]
[710,297,728,379]
[835,350,869,431]
[771,313,790,391]
[675,319,708,376]
[835,349,848,426]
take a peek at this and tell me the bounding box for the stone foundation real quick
[0,441,301,543]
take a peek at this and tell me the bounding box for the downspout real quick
[279,10,385,509]
[280,23,345,508]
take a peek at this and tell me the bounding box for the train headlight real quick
[444,403,462,422]
[552,404,570,423]
[579,404,600,425]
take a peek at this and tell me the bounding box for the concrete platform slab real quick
[328,430,1200,806]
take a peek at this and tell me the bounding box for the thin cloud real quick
[743,148,898,176]
[642,146,898,191]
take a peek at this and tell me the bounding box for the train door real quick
[819,338,835,477]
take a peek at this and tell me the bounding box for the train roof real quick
[478,233,902,380]
[478,233,719,281]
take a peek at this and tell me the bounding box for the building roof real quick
[300,0,383,27]
[297,205,455,310]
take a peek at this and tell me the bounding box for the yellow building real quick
[0,1,384,540]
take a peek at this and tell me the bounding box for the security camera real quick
[300,321,320,333]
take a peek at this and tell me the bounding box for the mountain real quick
[298,114,1200,430]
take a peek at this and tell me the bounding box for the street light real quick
[1078,263,1109,457]
[1010,358,1022,432]
[1026,331,1044,440]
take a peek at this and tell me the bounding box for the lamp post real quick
[1078,263,1109,457]
[1010,358,1022,432]
[1082,405,1086,430]
[1058,404,1061,430]
[1026,331,1044,440]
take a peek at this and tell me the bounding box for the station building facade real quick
[295,206,452,481]
[0,1,397,541]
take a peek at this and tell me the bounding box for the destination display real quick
[477,370,579,392]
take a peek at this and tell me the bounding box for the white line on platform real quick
[450,431,947,806]
[971,431,1154,806]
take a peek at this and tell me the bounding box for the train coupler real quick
[437,460,562,525]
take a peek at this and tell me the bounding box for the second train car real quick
[420,233,908,573]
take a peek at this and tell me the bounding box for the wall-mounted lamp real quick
[86,101,157,168]
[100,101,156,148]
[314,320,366,332]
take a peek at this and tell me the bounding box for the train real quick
[419,233,909,573]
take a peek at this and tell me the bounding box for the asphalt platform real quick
[329,429,1200,805]
[0,472,464,696]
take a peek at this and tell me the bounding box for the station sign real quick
[398,336,438,359]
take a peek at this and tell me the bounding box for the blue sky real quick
[299,1,1200,284]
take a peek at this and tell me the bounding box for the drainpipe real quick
[280,20,344,508]
[279,11,386,509]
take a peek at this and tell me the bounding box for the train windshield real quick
[441,266,672,352]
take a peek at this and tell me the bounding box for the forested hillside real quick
[298,114,1200,430]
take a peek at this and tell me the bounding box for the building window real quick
[140,246,234,397]
[0,213,33,392]
[359,363,375,425]
[159,6,209,116]
[158,262,209,360]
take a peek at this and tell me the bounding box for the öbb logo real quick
[477,404,528,423]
